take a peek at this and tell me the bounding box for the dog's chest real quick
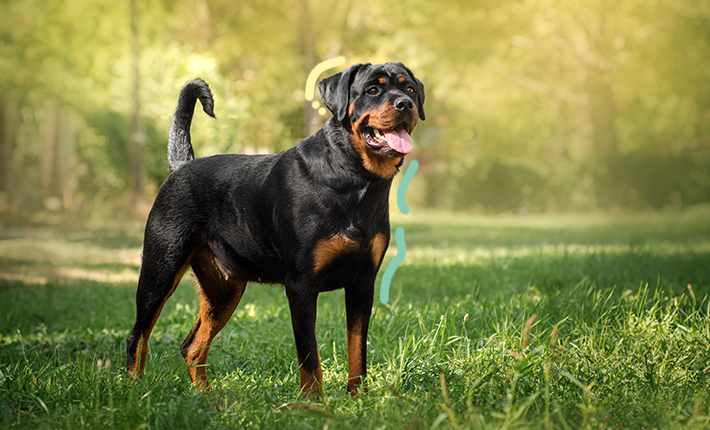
[309,185,389,279]
[327,183,385,233]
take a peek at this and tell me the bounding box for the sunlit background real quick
[1,0,709,221]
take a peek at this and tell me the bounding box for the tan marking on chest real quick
[313,235,360,273]
[369,233,388,268]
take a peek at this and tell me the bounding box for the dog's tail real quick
[167,79,216,172]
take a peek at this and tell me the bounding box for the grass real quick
[1,207,709,429]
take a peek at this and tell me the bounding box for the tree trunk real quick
[57,108,76,211]
[0,102,8,193]
[42,102,76,211]
[130,0,146,211]
[0,101,14,213]
[299,0,322,137]
[587,67,618,155]
[196,0,213,48]
[42,101,59,203]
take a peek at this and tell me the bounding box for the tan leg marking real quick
[299,366,324,398]
[181,246,246,391]
[183,284,244,391]
[346,316,367,393]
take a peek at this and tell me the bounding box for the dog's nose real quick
[394,97,413,113]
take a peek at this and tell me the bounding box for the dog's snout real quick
[394,97,413,113]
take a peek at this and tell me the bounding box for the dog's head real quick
[319,62,425,179]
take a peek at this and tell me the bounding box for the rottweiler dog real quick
[126,62,425,396]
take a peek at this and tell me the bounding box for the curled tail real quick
[167,79,216,172]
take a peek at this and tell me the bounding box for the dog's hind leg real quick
[126,244,192,380]
[180,247,246,391]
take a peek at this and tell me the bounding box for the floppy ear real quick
[412,76,426,121]
[318,63,367,122]
[399,64,426,121]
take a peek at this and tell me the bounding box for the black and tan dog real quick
[126,62,425,396]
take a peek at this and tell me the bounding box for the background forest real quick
[1,0,710,219]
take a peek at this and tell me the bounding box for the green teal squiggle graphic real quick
[379,226,406,304]
[397,160,419,214]
[380,160,418,303]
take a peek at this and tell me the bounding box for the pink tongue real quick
[383,129,413,154]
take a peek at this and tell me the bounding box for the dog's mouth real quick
[362,124,412,155]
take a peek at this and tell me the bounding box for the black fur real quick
[167,79,215,172]
[127,63,425,395]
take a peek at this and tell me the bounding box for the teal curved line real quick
[380,226,406,304]
[397,160,419,215]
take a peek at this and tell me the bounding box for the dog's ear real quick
[398,63,426,121]
[318,63,367,122]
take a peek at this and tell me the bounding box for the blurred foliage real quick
[454,154,710,212]
[0,0,709,218]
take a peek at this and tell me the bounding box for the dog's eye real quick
[406,86,415,95]
[366,87,379,96]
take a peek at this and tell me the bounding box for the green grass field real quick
[1,208,709,429]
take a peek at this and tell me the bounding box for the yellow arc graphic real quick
[305,56,347,102]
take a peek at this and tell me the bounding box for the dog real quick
[126,62,425,396]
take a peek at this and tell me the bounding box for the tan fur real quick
[369,233,388,268]
[313,234,360,273]
[347,102,420,179]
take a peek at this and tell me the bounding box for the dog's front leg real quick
[285,284,323,397]
[345,281,375,394]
